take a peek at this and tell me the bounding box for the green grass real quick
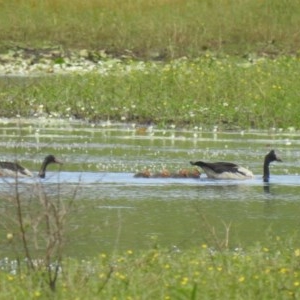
[1,238,300,299]
[1,55,300,130]
[1,0,300,129]
[0,0,300,58]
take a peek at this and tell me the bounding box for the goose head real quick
[265,150,282,164]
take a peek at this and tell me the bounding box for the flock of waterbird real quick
[0,150,281,183]
[133,149,281,182]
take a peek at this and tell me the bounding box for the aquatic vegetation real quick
[1,55,300,130]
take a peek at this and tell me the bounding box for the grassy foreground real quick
[1,240,300,299]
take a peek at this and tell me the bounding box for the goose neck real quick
[38,160,48,178]
[263,158,270,182]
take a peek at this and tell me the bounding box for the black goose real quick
[190,150,281,180]
[190,159,254,180]
[262,150,282,182]
[0,155,63,178]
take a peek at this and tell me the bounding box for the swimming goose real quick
[262,150,282,182]
[190,150,281,180]
[0,155,63,178]
[190,159,254,180]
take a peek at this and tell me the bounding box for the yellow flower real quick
[294,281,300,287]
[279,268,288,274]
[115,272,126,280]
[6,233,13,241]
[294,249,300,257]
[34,291,41,298]
[194,271,200,277]
[201,244,208,249]
[126,250,133,255]
[238,276,245,283]
[181,277,189,285]
[117,257,125,263]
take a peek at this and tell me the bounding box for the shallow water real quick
[0,119,300,257]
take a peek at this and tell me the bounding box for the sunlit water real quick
[0,118,300,258]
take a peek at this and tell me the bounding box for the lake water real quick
[0,119,300,258]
